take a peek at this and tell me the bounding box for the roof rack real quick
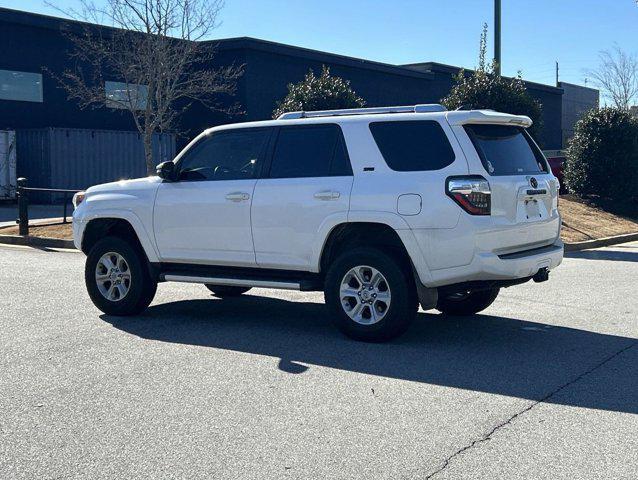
[277,104,446,120]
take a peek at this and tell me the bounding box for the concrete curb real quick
[564,232,638,252]
[0,234,76,250]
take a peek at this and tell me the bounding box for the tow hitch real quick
[533,267,549,283]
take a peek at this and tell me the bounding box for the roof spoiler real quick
[446,110,532,128]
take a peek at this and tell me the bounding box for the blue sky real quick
[2,0,637,88]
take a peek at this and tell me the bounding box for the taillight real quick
[446,176,491,215]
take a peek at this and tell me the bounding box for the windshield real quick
[464,124,548,176]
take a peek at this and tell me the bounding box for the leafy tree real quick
[564,107,638,200]
[273,66,365,118]
[441,24,543,141]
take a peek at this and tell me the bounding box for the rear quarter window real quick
[464,124,548,176]
[369,120,455,172]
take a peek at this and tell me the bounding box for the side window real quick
[369,120,455,172]
[178,128,270,181]
[269,124,352,178]
[330,135,353,176]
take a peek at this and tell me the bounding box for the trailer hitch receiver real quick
[533,267,549,283]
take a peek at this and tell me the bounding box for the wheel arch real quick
[319,221,411,274]
[80,215,159,264]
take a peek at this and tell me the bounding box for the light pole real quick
[494,0,501,76]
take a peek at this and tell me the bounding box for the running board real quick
[162,273,304,290]
[158,263,322,291]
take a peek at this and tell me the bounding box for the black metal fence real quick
[16,178,81,236]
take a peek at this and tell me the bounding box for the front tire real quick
[436,287,500,316]
[324,247,418,342]
[205,285,251,297]
[85,236,157,316]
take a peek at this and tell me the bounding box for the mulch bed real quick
[0,222,73,240]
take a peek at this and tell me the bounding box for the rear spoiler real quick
[446,110,532,128]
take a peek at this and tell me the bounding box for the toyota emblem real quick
[530,177,538,188]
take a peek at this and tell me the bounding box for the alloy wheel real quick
[339,265,391,325]
[95,252,131,302]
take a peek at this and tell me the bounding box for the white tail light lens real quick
[446,176,491,215]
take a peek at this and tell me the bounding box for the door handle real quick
[225,192,250,202]
[314,190,340,200]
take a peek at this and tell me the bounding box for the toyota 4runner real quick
[73,104,563,342]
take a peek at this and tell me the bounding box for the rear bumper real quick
[423,240,563,287]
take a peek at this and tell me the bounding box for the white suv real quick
[73,104,563,342]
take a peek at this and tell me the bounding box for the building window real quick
[0,69,43,103]
[105,81,148,110]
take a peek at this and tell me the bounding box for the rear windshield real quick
[464,124,548,176]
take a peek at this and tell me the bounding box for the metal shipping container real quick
[0,130,17,200]
[16,128,176,202]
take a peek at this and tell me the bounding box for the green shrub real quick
[564,107,638,200]
[441,24,543,142]
[273,66,365,118]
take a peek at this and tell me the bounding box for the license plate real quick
[525,199,542,220]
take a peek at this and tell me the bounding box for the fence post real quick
[17,177,29,236]
[63,192,68,224]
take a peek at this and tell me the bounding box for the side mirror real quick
[156,161,177,182]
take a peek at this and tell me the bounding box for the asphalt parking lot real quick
[1,242,637,479]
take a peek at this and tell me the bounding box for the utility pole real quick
[494,0,501,76]
[555,61,559,87]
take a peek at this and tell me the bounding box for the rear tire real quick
[85,236,157,316]
[324,247,417,342]
[436,287,500,316]
[205,285,251,297]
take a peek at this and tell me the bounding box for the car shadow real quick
[566,246,638,263]
[101,295,638,414]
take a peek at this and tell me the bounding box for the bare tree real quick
[48,0,243,174]
[588,45,638,110]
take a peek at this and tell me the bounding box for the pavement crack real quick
[423,340,638,479]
